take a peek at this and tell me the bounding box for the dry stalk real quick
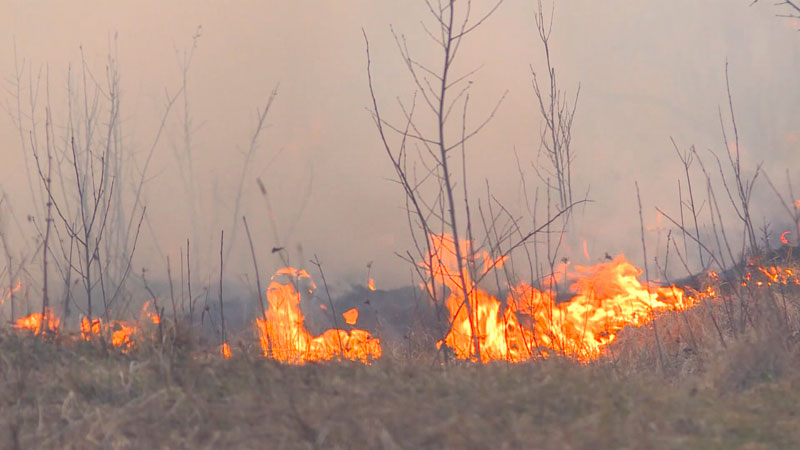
[636,181,666,372]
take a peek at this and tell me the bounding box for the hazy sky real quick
[1,1,798,289]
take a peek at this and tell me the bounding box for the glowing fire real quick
[0,280,22,306]
[742,265,799,287]
[342,308,359,326]
[80,302,162,350]
[423,233,695,362]
[81,317,138,350]
[13,308,60,334]
[221,342,232,359]
[782,231,791,245]
[142,300,160,324]
[255,268,381,364]
[368,278,376,291]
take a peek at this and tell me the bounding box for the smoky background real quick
[0,0,797,304]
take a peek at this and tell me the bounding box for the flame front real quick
[424,234,694,362]
[79,302,162,351]
[255,268,381,364]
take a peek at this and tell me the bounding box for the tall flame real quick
[423,234,694,362]
[255,268,381,364]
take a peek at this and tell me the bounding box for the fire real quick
[782,231,791,245]
[142,300,160,324]
[81,317,138,350]
[255,268,381,364]
[368,278,376,291]
[111,323,138,349]
[423,233,694,362]
[342,308,359,325]
[0,280,22,306]
[80,317,101,340]
[742,265,799,287]
[79,302,162,350]
[13,308,60,334]
[221,342,232,358]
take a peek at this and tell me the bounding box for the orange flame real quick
[79,301,161,351]
[13,308,60,334]
[142,300,160,324]
[221,342,232,359]
[0,280,22,306]
[80,317,101,340]
[255,268,381,364]
[111,323,138,349]
[81,317,139,350]
[423,234,694,362]
[782,231,791,245]
[342,308,359,326]
[368,278,376,291]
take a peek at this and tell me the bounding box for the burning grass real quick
[2,256,800,448]
[3,242,800,447]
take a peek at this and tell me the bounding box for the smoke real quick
[0,0,798,293]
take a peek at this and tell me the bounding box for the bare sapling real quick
[365,0,508,362]
[530,0,581,214]
[713,62,761,258]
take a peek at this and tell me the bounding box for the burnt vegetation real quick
[1,1,799,448]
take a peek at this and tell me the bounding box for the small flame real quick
[221,342,232,359]
[80,317,101,341]
[0,280,22,306]
[13,308,60,334]
[781,231,791,245]
[80,301,162,351]
[582,239,590,261]
[368,278,376,291]
[142,300,160,324]
[111,323,138,349]
[342,308,359,325]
